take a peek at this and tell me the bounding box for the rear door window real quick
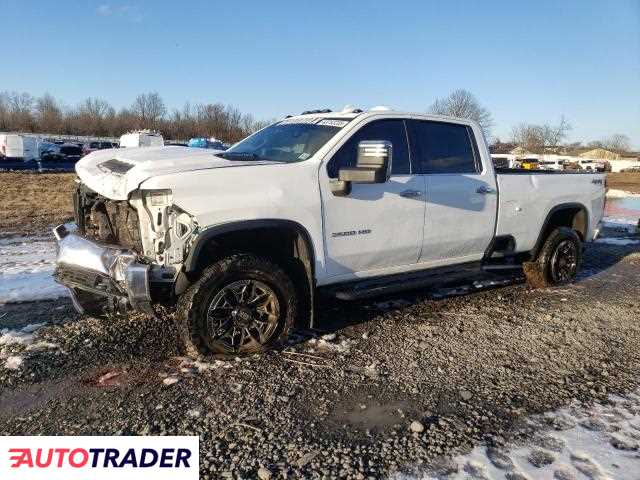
[407,120,480,174]
[327,119,410,178]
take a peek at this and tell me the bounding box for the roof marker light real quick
[370,105,393,112]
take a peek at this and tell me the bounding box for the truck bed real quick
[495,171,605,252]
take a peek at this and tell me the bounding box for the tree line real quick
[1,88,633,154]
[428,89,633,155]
[0,91,269,142]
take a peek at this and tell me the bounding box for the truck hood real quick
[75,146,280,200]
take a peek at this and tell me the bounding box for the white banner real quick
[0,436,199,480]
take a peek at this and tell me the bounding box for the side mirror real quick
[331,140,392,196]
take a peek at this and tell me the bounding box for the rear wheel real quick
[524,227,582,288]
[176,254,297,357]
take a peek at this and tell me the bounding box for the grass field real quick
[0,171,639,236]
[0,172,76,235]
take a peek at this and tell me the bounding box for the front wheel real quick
[524,227,582,288]
[176,254,297,357]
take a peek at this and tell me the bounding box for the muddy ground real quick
[1,240,640,478]
[607,172,640,194]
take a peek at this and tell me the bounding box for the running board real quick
[323,262,482,301]
[481,264,522,272]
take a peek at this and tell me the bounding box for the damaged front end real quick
[54,182,197,317]
[53,224,153,316]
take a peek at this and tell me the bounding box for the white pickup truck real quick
[53,108,606,356]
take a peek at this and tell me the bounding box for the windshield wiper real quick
[219,151,260,161]
[218,151,287,163]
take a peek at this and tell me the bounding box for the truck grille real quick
[54,264,124,297]
[74,183,143,252]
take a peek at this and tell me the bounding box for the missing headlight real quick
[145,189,172,207]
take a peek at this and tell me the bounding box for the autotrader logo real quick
[1,436,199,480]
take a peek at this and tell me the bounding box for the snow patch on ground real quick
[402,390,640,480]
[0,323,59,370]
[595,238,640,246]
[606,189,640,199]
[308,336,354,354]
[602,217,639,234]
[0,235,68,303]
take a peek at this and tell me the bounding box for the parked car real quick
[119,131,164,148]
[520,158,540,170]
[82,141,118,157]
[490,154,516,169]
[188,137,226,150]
[39,141,59,159]
[60,143,83,162]
[41,143,82,163]
[54,108,606,356]
[538,159,566,171]
[579,160,598,172]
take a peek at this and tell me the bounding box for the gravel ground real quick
[1,241,640,479]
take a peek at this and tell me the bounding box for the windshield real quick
[222,118,347,163]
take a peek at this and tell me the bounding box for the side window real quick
[408,120,480,174]
[327,119,410,178]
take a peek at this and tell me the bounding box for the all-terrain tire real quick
[524,227,582,288]
[176,254,297,358]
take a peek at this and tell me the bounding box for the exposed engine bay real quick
[74,183,144,252]
[73,181,197,270]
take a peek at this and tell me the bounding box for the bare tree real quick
[4,91,35,131]
[131,92,166,129]
[0,92,9,130]
[511,123,545,153]
[510,117,572,153]
[74,98,116,136]
[0,90,275,141]
[429,89,493,136]
[541,115,571,148]
[602,134,630,154]
[35,93,63,133]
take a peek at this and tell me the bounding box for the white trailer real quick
[119,131,164,148]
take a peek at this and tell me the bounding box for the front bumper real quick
[52,224,152,315]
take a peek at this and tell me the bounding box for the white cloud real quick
[97,4,112,16]
[120,5,144,23]
[97,3,143,23]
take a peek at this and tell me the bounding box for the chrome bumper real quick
[52,224,152,315]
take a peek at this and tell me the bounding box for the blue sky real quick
[2,0,639,146]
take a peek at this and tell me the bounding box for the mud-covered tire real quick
[176,254,297,358]
[524,227,582,288]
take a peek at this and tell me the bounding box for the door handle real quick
[399,189,423,198]
[476,185,495,194]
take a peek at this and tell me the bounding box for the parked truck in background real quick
[53,107,606,357]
